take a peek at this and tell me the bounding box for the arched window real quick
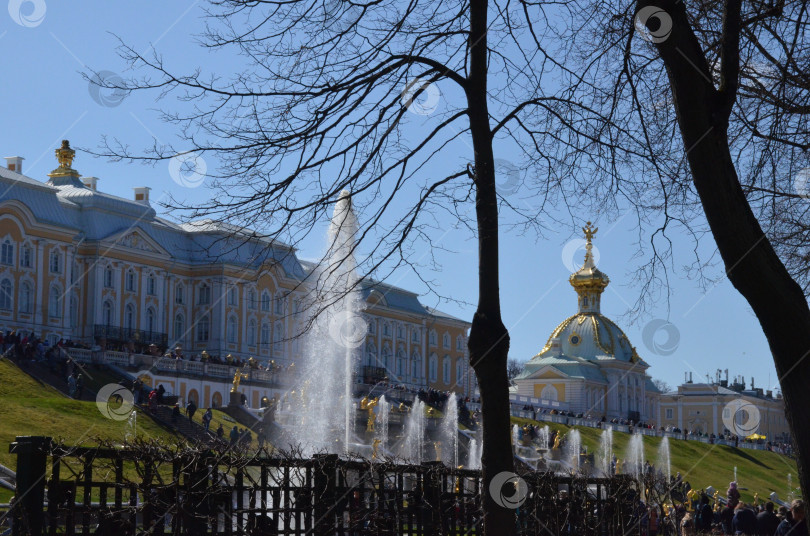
[227,286,238,306]
[125,269,136,292]
[456,358,464,384]
[381,344,391,369]
[146,307,156,334]
[367,318,376,334]
[396,348,406,377]
[412,351,422,379]
[175,284,184,304]
[104,266,114,288]
[248,319,256,346]
[198,283,211,305]
[20,243,31,268]
[442,332,450,349]
[366,342,377,367]
[197,315,210,341]
[273,322,284,355]
[187,389,199,406]
[49,250,62,273]
[19,281,32,314]
[0,279,12,310]
[383,322,391,337]
[211,392,223,408]
[540,384,558,402]
[261,291,271,312]
[102,300,113,326]
[429,330,437,346]
[146,274,156,295]
[124,304,135,331]
[397,324,404,339]
[261,322,271,350]
[174,313,185,340]
[442,355,451,384]
[456,335,464,351]
[429,353,438,383]
[274,293,285,315]
[227,315,238,343]
[411,328,420,343]
[248,289,257,310]
[48,284,62,317]
[1,240,14,265]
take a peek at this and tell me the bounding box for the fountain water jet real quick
[440,393,459,467]
[657,436,671,481]
[597,427,613,476]
[627,434,645,480]
[401,400,426,463]
[564,429,582,472]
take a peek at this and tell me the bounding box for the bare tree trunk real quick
[642,0,810,514]
[467,0,515,533]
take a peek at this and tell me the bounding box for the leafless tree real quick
[86,1,592,532]
[507,359,525,381]
[535,0,810,516]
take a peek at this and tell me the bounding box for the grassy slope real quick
[0,359,182,500]
[512,416,798,502]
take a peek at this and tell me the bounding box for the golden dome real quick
[569,222,609,313]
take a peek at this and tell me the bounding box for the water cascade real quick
[401,400,426,463]
[597,427,614,477]
[564,429,582,472]
[627,434,645,480]
[440,393,459,467]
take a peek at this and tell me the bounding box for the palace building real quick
[513,223,661,421]
[0,141,474,396]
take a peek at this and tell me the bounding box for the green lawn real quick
[0,359,181,501]
[512,416,798,503]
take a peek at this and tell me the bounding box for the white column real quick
[677,399,683,430]
[712,399,719,435]
[34,241,45,329]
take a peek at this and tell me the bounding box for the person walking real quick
[202,408,213,432]
[75,374,84,400]
[229,426,239,445]
[67,373,77,399]
[186,399,197,423]
[776,500,807,536]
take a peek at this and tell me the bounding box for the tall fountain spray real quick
[401,400,426,463]
[657,436,671,480]
[375,395,390,449]
[538,426,550,451]
[598,427,614,476]
[627,434,645,479]
[286,190,365,456]
[565,429,582,473]
[441,393,459,467]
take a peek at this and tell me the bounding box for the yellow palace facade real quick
[0,141,474,396]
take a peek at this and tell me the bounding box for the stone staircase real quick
[150,405,225,445]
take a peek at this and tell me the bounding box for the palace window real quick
[397,324,404,339]
[71,262,79,284]
[175,285,184,304]
[227,286,238,306]
[274,293,285,315]
[1,240,14,266]
[174,313,185,340]
[666,408,673,419]
[456,358,464,383]
[0,279,12,310]
[412,328,420,343]
[367,318,376,334]
[397,349,406,377]
[456,335,464,351]
[381,344,391,369]
[442,332,450,349]
[70,296,78,329]
[248,319,256,346]
[261,323,271,350]
[429,330,437,346]
[124,304,135,330]
[146,308,156,333]
[146,275,156,296]
[125,270,137,292]
[442,356,451,384]
[197,315,210,341]
[49,284,62,317]
[248,289,257,310]
[227,315,238,343]
[102,301,113,326]
[383,322,390,337]
[49,250,62,274]
[273,323,284,355]
[261,291,271,312]
[104,266,114,288]
[198,284,211,305]
[20,244,31,268]
[412,351,422,378]
[19,282,32,314]
[429,354,438,383]
[540,384,558,402]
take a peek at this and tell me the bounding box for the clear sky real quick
[0,1,784,394]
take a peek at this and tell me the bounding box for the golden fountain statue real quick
[361,397,379,432]
[372,438,382,460]
[231,368,249,393]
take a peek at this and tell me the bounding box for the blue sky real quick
[0,1,783,394]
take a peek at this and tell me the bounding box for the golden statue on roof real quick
[48,140,79,178]
[583,221,598,243]
[231,368,249,393]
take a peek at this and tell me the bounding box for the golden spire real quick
[47,140,79,178]
[569,220,609,313]
[583,221,598,242]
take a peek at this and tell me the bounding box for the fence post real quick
[9,436,51,536]
[422,461,444,535]
[313,454,338,534]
